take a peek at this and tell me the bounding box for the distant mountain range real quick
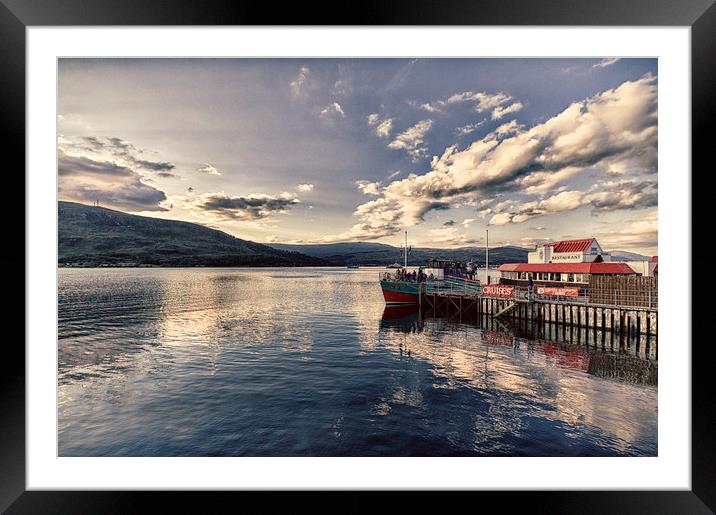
[58,201,646,268]
[58,201,327,267]
[268,242,530,266]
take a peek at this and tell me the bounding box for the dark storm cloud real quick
[72,136,177,175]
[194,192,299,221]
[58,150,168,211]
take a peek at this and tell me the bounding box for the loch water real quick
[58,267,657,457]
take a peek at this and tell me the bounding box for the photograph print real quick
[57,58,658,457]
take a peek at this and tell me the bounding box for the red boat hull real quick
[382,289,419,304]
[380,280,420,304]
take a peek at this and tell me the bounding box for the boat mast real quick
[485,229,489,272]
[404,230,408,267]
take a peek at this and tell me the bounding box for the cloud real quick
[58,149,168,212]
[190,191,299,221]
[593,58,621,69]
[461,218,477,227]
[455,121,485,136]
[320,102,345,121]
[427,226,478,247]
[387,170,402,180]
[491,101,524,120]
[296,183,314,193]
[367,113,393,138]
[594,212,657,250]
[488,190,588,225]
[493,119,524,137]
[415,91,514,114]
[387,119,433,161]
[375,119,393,138]
[356,180,382,195]
[332,78,350,97]
[133,159,175,173]
[487,179,658,225]
[587,179,658,212]
[197,163,222,176]
[327,74,657,240]
[290,66,312,99]
[60,135,178,177]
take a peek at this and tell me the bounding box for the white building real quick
[528,238,611,264]
[622,256,658,277]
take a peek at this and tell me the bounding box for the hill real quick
[58,201,328,267]
[269,242,530,266]
[609,250,651,262]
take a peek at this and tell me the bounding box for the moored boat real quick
[378,231,481,304]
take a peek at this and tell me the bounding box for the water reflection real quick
[377,304,657,453]
[58,268,657,457]
[380,305,657,386]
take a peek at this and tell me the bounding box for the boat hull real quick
[380,280,420,304]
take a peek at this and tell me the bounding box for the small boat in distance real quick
[386,262,402,269]
[346,264,359,269]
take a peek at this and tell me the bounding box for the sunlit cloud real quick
[367,113,394,138]
[320,102,346,122]
[593,58,621,68]
[324,74,657,242]
[491,101,524,120]
[387,119,432,161]
[356,180,382,195]
[197,163,222,176]
[290,65,313,99]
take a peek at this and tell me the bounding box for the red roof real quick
[649,256,658,263]
[499,262,636,274]
[545,238,595,253]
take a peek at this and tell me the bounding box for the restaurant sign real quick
[536,286,580,297]
[482,285,515,298]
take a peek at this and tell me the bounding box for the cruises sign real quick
[482,285,515,298]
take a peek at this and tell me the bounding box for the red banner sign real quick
[482,285,515,298]
[536,286,579,297]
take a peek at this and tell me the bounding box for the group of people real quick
[384,267,435,283]
[445,262,477,281]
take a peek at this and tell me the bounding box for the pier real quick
[419,281,658,347]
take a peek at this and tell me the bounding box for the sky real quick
[58,58,658,254]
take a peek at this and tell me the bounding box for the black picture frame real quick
[2,1,713,512]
